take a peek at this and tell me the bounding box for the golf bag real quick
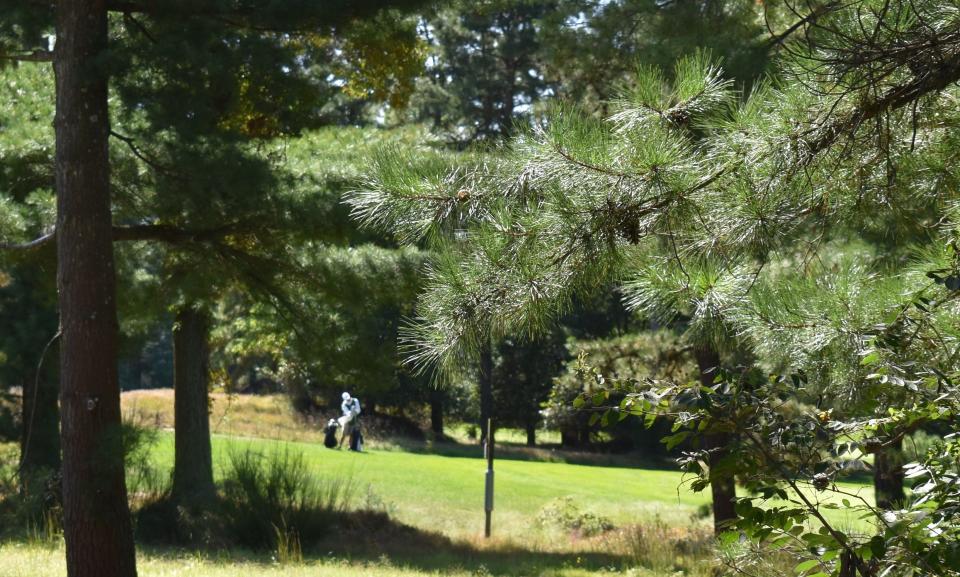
[349,425,363,452]
[323,420,339,449]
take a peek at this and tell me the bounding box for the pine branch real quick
[764,0,844,49]
[1,222,256,252]
[102,0,431,30]
[803,48,960,160]
[0,50,54,63]
[108,130,185,181]
[0,232,55,251]
[112,221,255,243]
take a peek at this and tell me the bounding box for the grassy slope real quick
[124,390,709,534]
[154,433,710,538]
[3,431,711,577]
[0,390,875,576]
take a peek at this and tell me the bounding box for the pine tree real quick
[413,0,556,143]
[0,2,430,575]
[350,1,960,571]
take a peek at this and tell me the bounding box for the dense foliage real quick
[350,0,960,574]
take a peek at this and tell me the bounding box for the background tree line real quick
[6,1,940,576]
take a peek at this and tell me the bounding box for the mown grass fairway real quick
[2,432,716,577]
[0,392,875,576]
[164,433,711,538]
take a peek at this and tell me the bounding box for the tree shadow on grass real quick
[381,436,678,471]
[138,509,632,576]
[304,509,629,576]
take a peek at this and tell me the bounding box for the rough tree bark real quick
[874,438,905,510]
[55,1,138,575]
[694,347,737,534]
[479,339,493,445]
[171,306,216,506]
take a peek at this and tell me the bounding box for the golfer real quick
[338,392,362,449]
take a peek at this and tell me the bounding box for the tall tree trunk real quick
[479,339,493,445]
[19,342,61,497]
[171,306,215,506]
[55,2,138,575]
[525,421,536,446]
[429,389,444,436]
[874,438,905,509]
[694,347,737,534]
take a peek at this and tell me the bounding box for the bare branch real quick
[112,221,254,243]
[1,222,255,252]
[765,1,844,49]
[0,50,54,63]
[0,232,55,251]
[108,130,185,181]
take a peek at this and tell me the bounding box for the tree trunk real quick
[171,306,215,506]
[525,421,536,446]
[578,426,591,446]
[560,428,577,448]
[55,2,138,575]
[694,347,737,534]
[19,342,61,497]
[874,437,905,510]
[429,389,444,436]
[479,339,493,445]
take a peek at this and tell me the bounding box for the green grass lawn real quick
[2,432,719,577]
[153,432,711,538]
[0,392,876,577]
[0,542,681,577]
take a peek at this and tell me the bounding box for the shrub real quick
[121,419,164,500]
[595,515,714,576]
[618,515,712,571]
[535,496,614,537]
[0,443,19,498]
[272,517,303,565]
[0,392,17,442]
[220,446,354,550]
[0,443,62,542]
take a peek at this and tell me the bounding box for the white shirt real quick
[341,397,361,417]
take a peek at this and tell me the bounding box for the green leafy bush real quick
[535,496,614,537]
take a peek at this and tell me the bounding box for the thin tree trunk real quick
[479,339,493,445]
[171,306,215,506]
[429,389,444,436]
[525,421,536,446]
[19,342,61,496]
[55,2,138,575]
[874,437,905,509]
[694,347,737,534]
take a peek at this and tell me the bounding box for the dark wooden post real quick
[483,418,494,538]
[479,340,493,445]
